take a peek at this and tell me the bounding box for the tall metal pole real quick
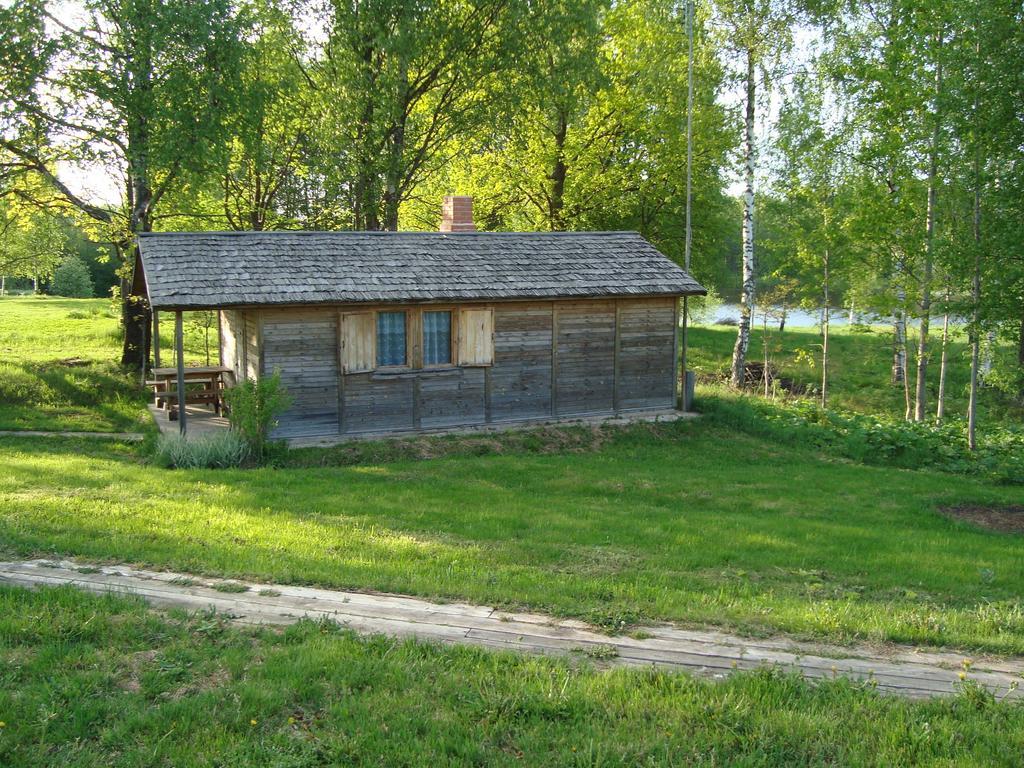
[680,0,695,410]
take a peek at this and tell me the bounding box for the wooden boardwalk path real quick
[3,559,1022,701]
[0,430,144,441]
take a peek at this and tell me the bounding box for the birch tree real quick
[770,70,852,408]
[716,0,794,388]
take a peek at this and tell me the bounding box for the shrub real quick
[153,431,250,469]
[50,256,93,298]
[222,371,291,463]
[700,389,1024,484]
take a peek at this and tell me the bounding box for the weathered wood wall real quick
[260,308,339,438]
[254,297,677,439]
[219,309,244,383]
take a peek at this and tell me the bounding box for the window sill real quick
[366,366,465,380]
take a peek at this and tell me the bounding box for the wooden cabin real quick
[135,196,705,440]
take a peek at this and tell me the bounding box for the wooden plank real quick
[336,312,345,435]
[174,311,186,435]
[550,303,558,416]
[4,560,1021,701]
[340,311,375,373]
[153,310,161,368]
[673,296,681,409]
[613,300,621,412]
[484,366,492,423]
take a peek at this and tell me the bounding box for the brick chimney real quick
[440,195,475,232]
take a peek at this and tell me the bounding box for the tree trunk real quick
[821,247,830,409]
[548,111,569,231]
[1019,310,1024,369]
[731,49,756,389]
[892,304,907,384]
[763,311,770,398]
[936,300,949,422]
[981,330,995,378]
[968,148,981,451]
[914,33,943,422]
[120,157,154,371]
[382,58,409,232]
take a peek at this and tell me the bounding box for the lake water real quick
[706,303,859,328]
[702,303,959,329]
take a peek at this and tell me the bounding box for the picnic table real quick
[149,366,232,419]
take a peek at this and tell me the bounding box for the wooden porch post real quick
[153,310,161,368]
[175,310,186,436]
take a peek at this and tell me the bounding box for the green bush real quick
[50,256,93,298]
[153,431,250,469]
[700,389,1024,484]
[222,371,291,463]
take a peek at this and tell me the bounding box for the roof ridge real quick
[137,230,644,237]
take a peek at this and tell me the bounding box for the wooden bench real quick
[161,386,222,420]
[149,367,231,418]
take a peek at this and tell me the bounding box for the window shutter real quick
[341,312,375,373]
[458,308,493,366]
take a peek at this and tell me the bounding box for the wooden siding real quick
[555,300,616,416]
[244,297,677,438]
[219,309,244,383]
[243,311,260,381]
[343,373,415,433]
[260,309,339,438]
[616,298,677,410]
[490,303,553,421]
[419,368,486,429]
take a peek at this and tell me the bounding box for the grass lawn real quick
[0,296,149,432]
[2,423,1023,654]
[2,295,1023,764]
[2,586,1023,767]
[0,296,215,433]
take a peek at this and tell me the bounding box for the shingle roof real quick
[136,230,705,310]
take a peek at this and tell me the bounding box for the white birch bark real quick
[914,32,943,422]
[967,30,981,451]
[936,302,949,422]
[821,247,830,409]
[731,49,756,389]
[892,300,907,384]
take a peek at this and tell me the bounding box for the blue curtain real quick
[377,311,406,367]
[423,311,452,365]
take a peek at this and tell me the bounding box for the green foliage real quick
[49,255,93,298]
[223,371,291,463]
[153,431,249,470]
[700,390,1024,484]
[0,204,68,283]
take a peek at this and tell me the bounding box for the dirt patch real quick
[119,649,158,693]
[941,504,1024,534]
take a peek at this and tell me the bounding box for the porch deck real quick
[148,403,229,439]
